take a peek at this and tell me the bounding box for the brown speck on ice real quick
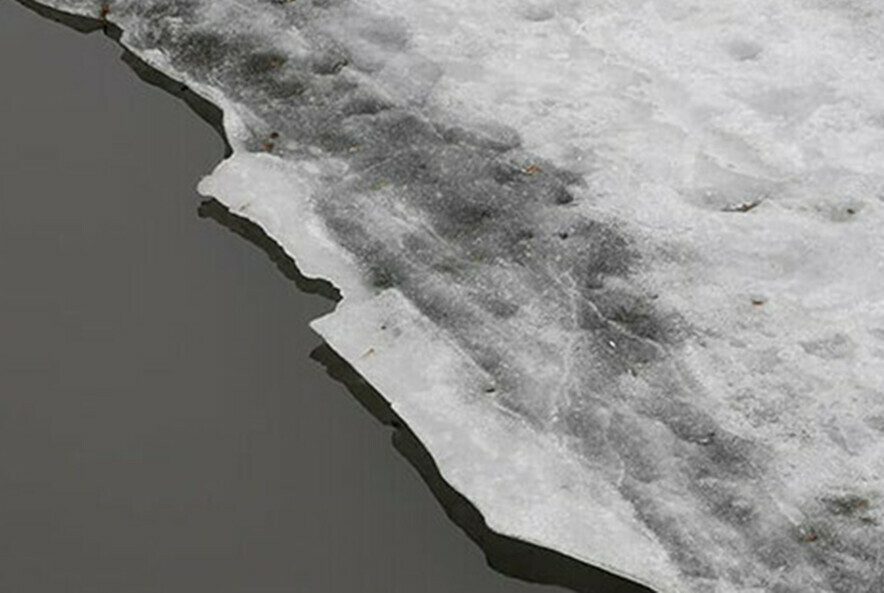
[524,164,541,175]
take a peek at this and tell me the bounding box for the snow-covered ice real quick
[22,0,884,591]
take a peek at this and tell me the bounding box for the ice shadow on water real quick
[311,343,655,593]
[198,199,341,301]
[15,0,233,158]
[15,1,655,591]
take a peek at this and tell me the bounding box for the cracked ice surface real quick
[27,0,884,591]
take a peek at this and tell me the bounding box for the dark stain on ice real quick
[341,92,393,116]
[693,478,756,526]
[312,52,349,75]
[721,198,763,213]
[241,51,288,75]
[479,296,520,319]
[170,30,232,68]
[865,413,884,433]
[800,333,856,360]
[441,124,522,153]
[310,0,345,8]
[821,494,872,517]
[791,492,884,592]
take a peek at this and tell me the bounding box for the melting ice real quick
[26,1,884,591]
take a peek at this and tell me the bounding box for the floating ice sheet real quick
[23,1,884,591]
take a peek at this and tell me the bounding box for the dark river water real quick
[0,2,651,592]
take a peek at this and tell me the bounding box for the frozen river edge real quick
[13,2,654,591]
[17,1,884,592]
